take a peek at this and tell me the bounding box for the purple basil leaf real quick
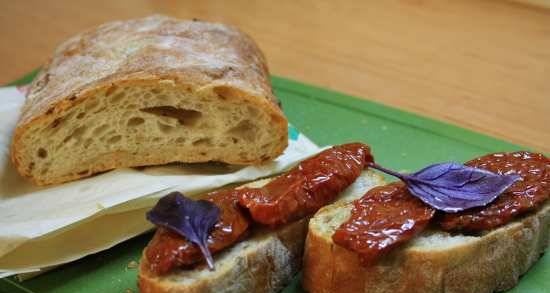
[146,192,220,270]
[369,162,521,212]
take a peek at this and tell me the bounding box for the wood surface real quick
[0,0,548,152]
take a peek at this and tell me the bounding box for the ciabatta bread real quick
[303,194,550,293]
[11,15,287,186]
[139,170,385,293]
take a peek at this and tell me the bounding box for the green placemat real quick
[1,73,547,293]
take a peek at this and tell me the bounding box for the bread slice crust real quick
[138,170,385,293]
[11,15,287,185]
[303,199,550,293]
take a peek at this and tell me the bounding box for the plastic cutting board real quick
[1,73,547,293]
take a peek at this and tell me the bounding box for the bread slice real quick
[303,193,550,293]
[138,170,385,293]
[10,15,287,186]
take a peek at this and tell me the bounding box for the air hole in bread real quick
[63,125,87,143]
[40,168,49,175]
[111,92,126,104]
[141,106,202,126]
[108,135,122,144]
[192,138,212,147]
[93,106,107,114]
[37,148,48,159]
[50,118,63,128]
[213,86,236,101]
[151,88,162,94]
[73,125,88,137]
[121,111,134,119]
[227,120,257,142]
[92,124,109,136]
[247,106,259,117]
[197,122,212,130]
[157,94,169,102]
[28,162,35,171]
[231,137,239,144]
[54,142,63,151]
[156,121,174,134]
[85,100,100,111]
[127,117,145,127]
[76,112,85,119]
[175,137,186,144]
[83,138,93,148]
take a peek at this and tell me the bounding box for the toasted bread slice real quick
[304,194,550,293]
[138,170,385,293]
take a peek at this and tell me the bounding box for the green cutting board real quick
[1,73,547,293]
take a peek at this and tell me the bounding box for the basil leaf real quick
[369,162,521,212]
[146,192,220,270]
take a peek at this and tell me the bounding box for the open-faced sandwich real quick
[138,143,386,293]
[303,151,549,293]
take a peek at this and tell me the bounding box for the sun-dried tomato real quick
[440,151,549,231]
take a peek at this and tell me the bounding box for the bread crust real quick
[303,202,550,293]
[10,15,287,185]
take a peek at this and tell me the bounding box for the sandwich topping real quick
[440,151,550,231]
[146,190,250,274]
[332,182,435,265]
[333,151,549,266]
[145,143,374,275]
[239,142,373,226]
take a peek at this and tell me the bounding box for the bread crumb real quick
[125,289,134,293]
[127,260,139,269]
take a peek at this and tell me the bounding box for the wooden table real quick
[1,0,549,152]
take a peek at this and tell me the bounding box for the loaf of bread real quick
[10,15,288,185]
[138,170,385,293]
[303,196,550,293]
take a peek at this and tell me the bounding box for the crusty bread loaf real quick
[138,170,385,293]
[10,15,288,186]
[303,194,550,293]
